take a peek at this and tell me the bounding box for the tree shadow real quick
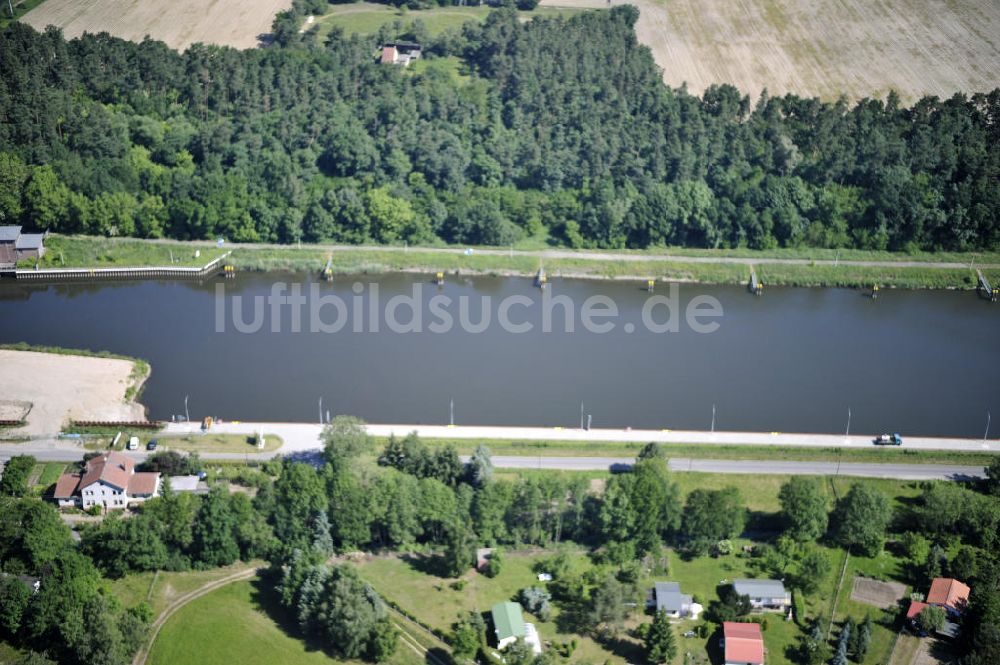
[426,647,454,665]
[597,633,645,662]
[402,552,453,579]
[249,574,327,655]
[928,637,962,663]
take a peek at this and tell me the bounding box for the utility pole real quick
[450,398,454,427]
[846,407,851,440]
[986,410,992,443]
[711,404,716,433]
[318,397,323,425]
[184,395,189,423]
[580,401,585,430]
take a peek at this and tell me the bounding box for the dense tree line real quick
[0,498,150,665]
[1,8,998,251]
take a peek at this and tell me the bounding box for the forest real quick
[1,7,998,253]
[2,420,1000,664]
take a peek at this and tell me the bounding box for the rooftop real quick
[81,452,135,491]
[15,233,45,250]
[654,581,692,613]
[491,601,526,641]
[168,475,201,491]
[724,622,764,664]
[53,473,80,499]
[927,578,970,610]
[0,225,22,242]
[733,578,789,598]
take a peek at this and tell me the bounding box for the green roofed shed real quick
[491,601,526,647]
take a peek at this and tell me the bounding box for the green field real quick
[405,436,999,467]
[310,3,589,39]
[147,577,419,665]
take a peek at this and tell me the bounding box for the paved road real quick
[140,236,998,270]
[164,421,999,453]
[2,428,989,481]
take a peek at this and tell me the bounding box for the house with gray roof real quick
[0,226,46,265]
[649,582,696,618]
[732,579,791,612]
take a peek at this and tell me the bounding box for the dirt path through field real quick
[543,0,1000,102]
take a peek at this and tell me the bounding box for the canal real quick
[1,273,996,437]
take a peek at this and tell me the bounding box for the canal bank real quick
[15,234,1000,290]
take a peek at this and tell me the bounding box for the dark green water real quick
[1,272,996,436]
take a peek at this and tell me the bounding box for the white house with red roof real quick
[378,42,421,67]
[53,452,160,509]
[723,622,764,665]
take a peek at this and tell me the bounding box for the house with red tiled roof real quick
[723,622,764,665]
[52,452,160,510]
[926,578,970,617]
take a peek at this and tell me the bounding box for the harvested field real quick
[22,0,293,50]
[851,576,908,609]
[543,0,1000,102]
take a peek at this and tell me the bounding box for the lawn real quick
[147,577,419,665]
[158,433,283,454]
[32,235,228,269]
[310,3,588,39]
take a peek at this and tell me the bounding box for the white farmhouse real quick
[53,452,160,509]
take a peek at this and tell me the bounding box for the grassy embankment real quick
[33,235,1000,289]
[309,2,588,40]
[385,436,998,467]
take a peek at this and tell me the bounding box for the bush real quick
[518,586,552,621]
[484,549,503,578]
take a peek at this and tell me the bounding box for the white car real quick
[127,436,139,450]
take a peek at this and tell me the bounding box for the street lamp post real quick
[184,395,189,423]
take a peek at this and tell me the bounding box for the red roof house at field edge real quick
[51,452,160,509]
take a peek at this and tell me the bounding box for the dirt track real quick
[23,0,293,50]
[544,0,1000,102]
